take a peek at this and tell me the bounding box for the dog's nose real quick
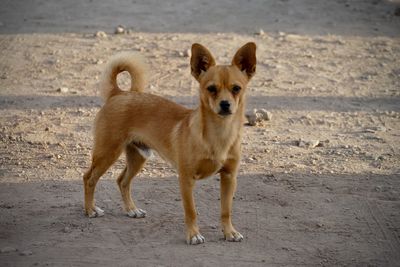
[219,100,231,112]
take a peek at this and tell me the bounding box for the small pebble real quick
[56,87,69,93]
[19,250,33,256]
[114,25,125,34]
[395,7,400,16]
[298,139,320,148]
[246,113,260,126]
[95,31,107,38]
[245,108,272,126]
[0,247,17,253]
[372,126,386,132]
[257,109,272,121]
[255,29,265,36]
[184,49,191,57]
[63,226,72,233]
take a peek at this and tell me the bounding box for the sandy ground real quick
[1,1,400,266]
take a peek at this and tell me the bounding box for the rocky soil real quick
[0,0,400,266]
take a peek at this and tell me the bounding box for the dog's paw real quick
[87,206,105,218]
[187,234,205,245]
[224,231,243,242]
[127,208,146,218]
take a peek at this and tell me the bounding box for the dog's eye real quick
[232,85,241,94]
[207,85,217,94]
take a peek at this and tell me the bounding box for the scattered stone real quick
[62,226,72,233]
[56,87,69,93]
[245,109,272,126]
[257,109,272,121]
[297,139,320,148]
[246,112,262,126]
[0,203,14,209]
[255,29,265,36]
[365,126,386,133]
[19,250,33,256]
[95,31,107,38]
[246,156,257,163]
[395,7,400,16]
[184,49,191,57]
[1,247,17,253]
[317,139,330,147]
[371,161,382,169]
[114,25,125,34]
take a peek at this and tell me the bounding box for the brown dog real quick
[83,42,256,245]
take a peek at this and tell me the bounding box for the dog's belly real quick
[194,159,223,180]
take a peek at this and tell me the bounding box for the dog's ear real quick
[232,42,257,79]
[191,43,216,81]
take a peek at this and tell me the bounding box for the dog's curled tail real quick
[100,52,148,101]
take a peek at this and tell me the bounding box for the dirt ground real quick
[1,0,400,266]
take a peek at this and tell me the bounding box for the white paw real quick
[187,234,205,245]
[127,208,147,218]
[225,231,243,242]
[88,206,104,218]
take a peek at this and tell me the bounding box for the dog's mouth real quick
[218,110,232,116]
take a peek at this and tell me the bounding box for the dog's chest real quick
[194,158,223,180]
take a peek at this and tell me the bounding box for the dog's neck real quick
[190,103,244,155]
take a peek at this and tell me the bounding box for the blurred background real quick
[0,0,399,36]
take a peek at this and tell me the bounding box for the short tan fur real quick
[83,42,256,245]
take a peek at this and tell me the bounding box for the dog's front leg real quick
[179,175,204,245]
[220,159,243,242]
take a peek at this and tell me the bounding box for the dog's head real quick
[190,42,256,117]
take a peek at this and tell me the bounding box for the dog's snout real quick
[219,100,231,112]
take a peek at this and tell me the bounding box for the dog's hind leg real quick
[117,143,148,218]
[83,144,123,218]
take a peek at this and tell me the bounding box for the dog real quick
[83,42,256,245]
